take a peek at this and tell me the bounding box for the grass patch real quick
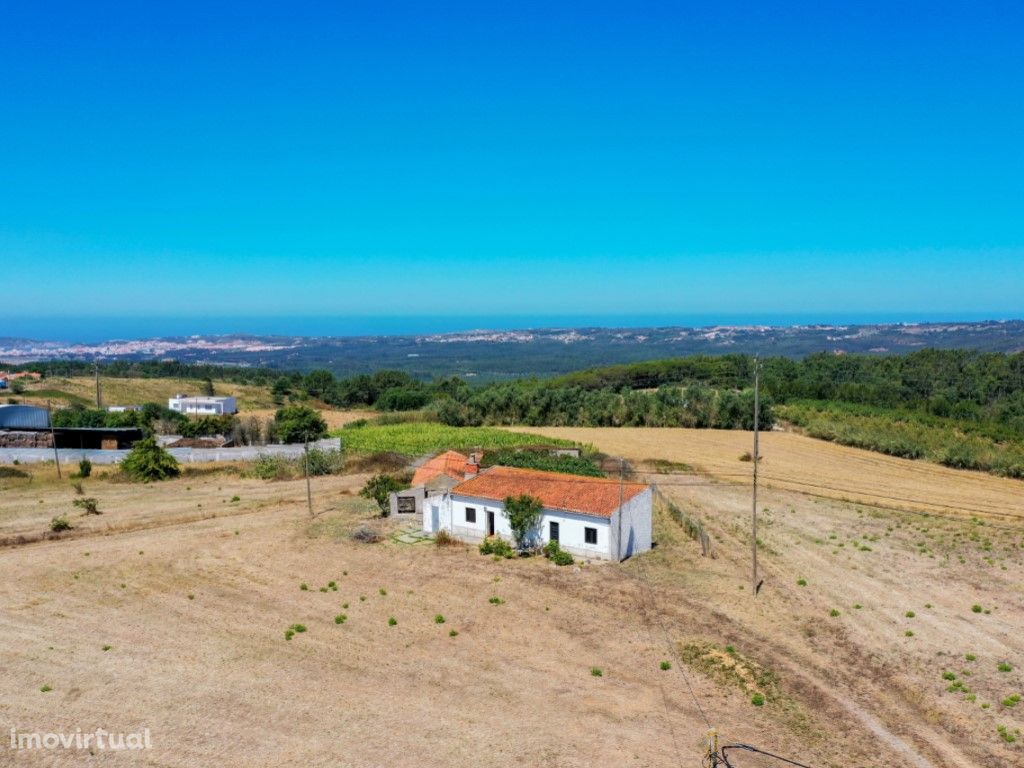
[334,422,576,455]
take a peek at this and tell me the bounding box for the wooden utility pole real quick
[751,359,760,596]
[47,400,61,479]
[617,457,625,561]
[95,364,103,409]
[304,434,313,517]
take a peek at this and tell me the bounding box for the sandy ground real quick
[510,427,1024,522]
[1,434,1022,766]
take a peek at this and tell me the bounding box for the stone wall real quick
[0,431,53,448]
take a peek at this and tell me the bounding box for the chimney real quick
[464,452,480,478]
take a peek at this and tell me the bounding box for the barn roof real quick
[451,466,648,519]
[412,450,474,486]
[0,404,50,430]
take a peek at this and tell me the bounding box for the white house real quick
[423,465,652,561]
[167,395,238,415]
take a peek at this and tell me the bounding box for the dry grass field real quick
[511,427,1024,523]
[1,427,1022,766]
[15,376,278,411]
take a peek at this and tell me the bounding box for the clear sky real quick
[2,1,1022,336]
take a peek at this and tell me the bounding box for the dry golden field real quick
[1,428,1022,766]
[510,427,1024,523]
[15,376,278,411]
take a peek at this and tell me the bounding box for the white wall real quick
[426,494,613,560]
[168,396,237,415]
[609,487,653,561]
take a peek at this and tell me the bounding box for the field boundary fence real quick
[651,484,714,558]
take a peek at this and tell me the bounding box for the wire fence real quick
[651,484,714,557]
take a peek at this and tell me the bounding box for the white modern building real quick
[167,395,238,415]
[423,465,652,561]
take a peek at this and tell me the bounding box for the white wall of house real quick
[167,396,238,415]
[608,487,653,561]
[426,493,637,560]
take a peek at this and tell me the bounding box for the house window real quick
[584,527,598,545]
[549,521,560,542]
[465,506,477,523]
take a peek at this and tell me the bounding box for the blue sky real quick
[2,1,1022,335]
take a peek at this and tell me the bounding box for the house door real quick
[486,511,495,537]
[430,504,440,532]
[549,521,560,543]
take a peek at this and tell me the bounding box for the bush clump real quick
[50,515,72,532]
[72,497,101,515]
[359,473,407,515]
[479,537,515,559]
[120,437,180,482]
[74,458,92,478]
[543,540,574,566]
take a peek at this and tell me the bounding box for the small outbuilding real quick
[389,450,481,516]
[168,395,238,415]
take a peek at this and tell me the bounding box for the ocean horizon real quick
[1,312,1020,344]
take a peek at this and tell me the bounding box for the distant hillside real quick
[2,320,1022,380]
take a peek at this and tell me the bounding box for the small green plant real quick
[829,609,840,617]
[966,654,977,661]
[590,667,603,677]
[319,586,328,592]
[972,604,983,613]
[71,480,84,494]
[905,610,916,618]
[300,583,309,591]
[388,616,397,626]
[796,578,807,586]
[942,671,957,681]
[342,602,349,609]
[449,629,459,637]
[102,645,111,651]
[1001,694,1021,708]
[379,588,387,596]
[543,540,574,566]
[725,645,736,655]
[660,660,672,671]
[284,623,307,640]
[434,614,445,624]
[187,593,195,600]
[72,497,101,515]
[359,595,366,602]
[488,596,504,605]
[49,515,72,532]
[40,684,52,693]
[334,614,347,624]
[751,693,765,706]
[479,537,515,559]
[230,495,240,503]
[997,724,1018,743]
[853,604,863,610]
[998,662,1013,673]
[75,458,92,478]
[905,630,914,637]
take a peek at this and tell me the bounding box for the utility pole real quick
[47,400,61,479]
[617,457,625,561]
[751,358,760,596]
[304,433,313,517]
[95,363,103,409]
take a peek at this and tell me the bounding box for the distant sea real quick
[1,312,1017,344]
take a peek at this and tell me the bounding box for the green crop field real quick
[334,422,576,455]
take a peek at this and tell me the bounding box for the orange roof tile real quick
[412,450,472,486]
[451,466,647,518]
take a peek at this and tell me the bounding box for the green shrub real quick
[504,494,543,551]
[479,537,515,559]
[660,660,672,671]
[120,437,180,482]
[590,667,603,677]
[543,540,574,566]
[796,578,807,586]
[488,596,504,605]
[751,693,765,706]
[449,629,459,637]
[49,515,72,532]
[829,609,840,617]
[301,446,344,477]
[272,405,328,444]
[72,497,101,515]
[334,614,347,624]
[359,473,406,515]
[998,662,1013,672]
[388,616,397,626]
[972,604,983,613]
[905,610,916,618]
[76,458,92,478]
[434,614,445,624]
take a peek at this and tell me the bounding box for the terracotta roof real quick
[412,450,473,486]
[451,466,647,519]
